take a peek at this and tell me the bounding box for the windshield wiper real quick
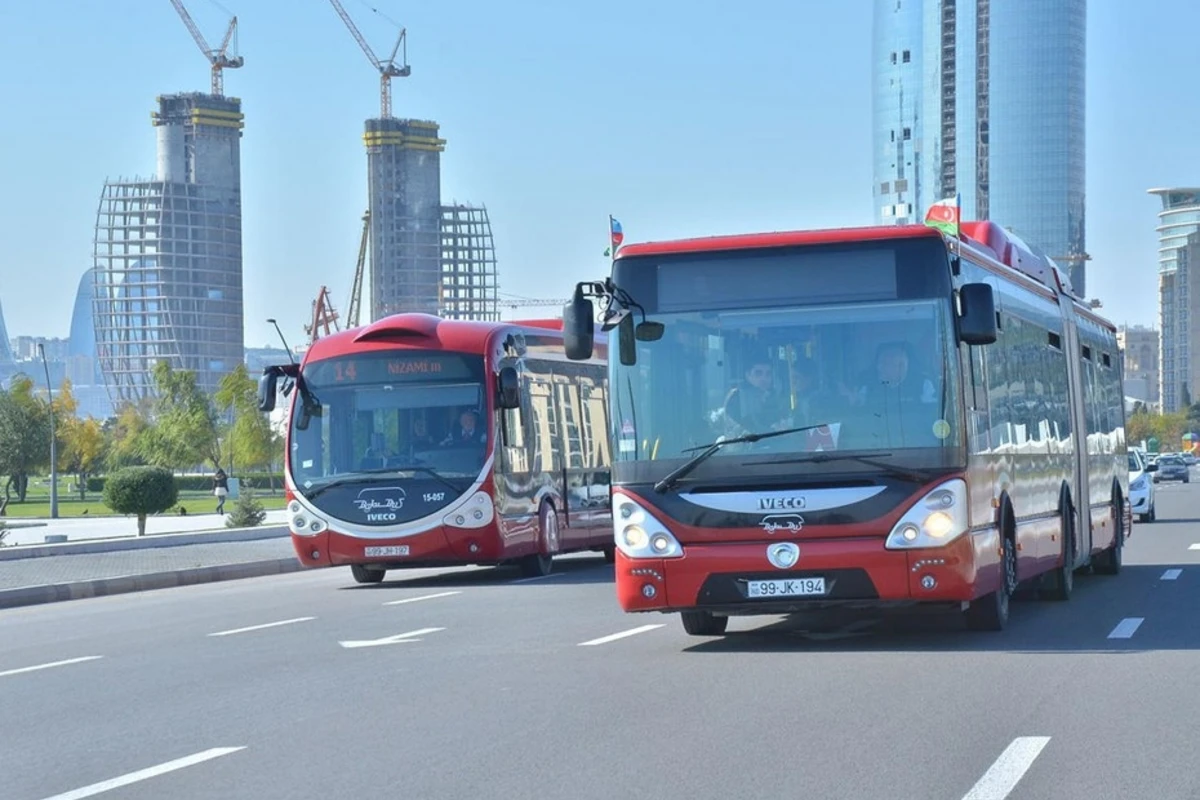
[653,423,832,494]
[769,452,932,483]
[305,465,464,500]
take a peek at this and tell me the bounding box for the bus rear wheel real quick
[350,564,385,584]
[681,610,728,637]
[1093,500,1124,575]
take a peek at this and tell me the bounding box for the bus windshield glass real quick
[608,238,963,485]
[288,350,490,522]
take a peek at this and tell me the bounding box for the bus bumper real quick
[614,534,982,615]
[294,523,508,569]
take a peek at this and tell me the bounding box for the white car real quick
[1128,450,1157,523]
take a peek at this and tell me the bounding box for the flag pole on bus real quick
[604,216,624,263]
[924,194,961,238]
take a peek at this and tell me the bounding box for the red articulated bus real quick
[258,313,614,583]
[560,216,1128,634]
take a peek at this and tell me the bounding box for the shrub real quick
[226,486,267,529]
[103,466,179,536]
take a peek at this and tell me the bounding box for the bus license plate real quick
[746,578,825,598]
[364,546,409,557]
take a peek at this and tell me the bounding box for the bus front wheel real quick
[681,610,728,637]
[350,564,385,584]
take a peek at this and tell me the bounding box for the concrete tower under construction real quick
[365,118,446,319]
[92,92,245,401]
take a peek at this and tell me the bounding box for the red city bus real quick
[258,313,614,582]
[561,217,1128,634]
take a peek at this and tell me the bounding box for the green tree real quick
[214,364,280,476]
[103,466,179,536]
[104,400,153,471]
[140,361,220,470]
[0,375,51,502]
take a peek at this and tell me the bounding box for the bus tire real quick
[519,503,556,578]
[966,518,1016,632]
[350,564,385,584]
[1044,495,1075,602]
[681,610,728,636]
[1093,497,1124,576]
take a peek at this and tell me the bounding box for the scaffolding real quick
[92,177,243,403]
[439,204,499,321]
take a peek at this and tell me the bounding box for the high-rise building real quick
[1149,188,1200,412]
[1117,324,1160,406]
[0,297,15,385]
[872,0,1088,295]
[365,118,445,320]
[93,92,245,401]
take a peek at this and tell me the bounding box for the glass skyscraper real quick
[872,0,1088,296]
[1149,188,1200,412]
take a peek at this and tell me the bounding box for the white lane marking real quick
[511,573,567,584]
[1107,617,1144,639]
[578,624,664,646]
[0,656,104,679]
[1162,569,1183,581]
[38,746,246,800]
[339,627,445,649]
[383,591,461,606]
[207,617,316,637]
[962,736,1051,800]
[1189,544,1200,551]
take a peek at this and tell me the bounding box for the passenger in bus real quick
[721,357,790,435]
[409,417,436,450]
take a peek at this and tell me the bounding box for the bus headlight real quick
[884,479,969,549]
[290,506,328,537]
[613,495,683,559]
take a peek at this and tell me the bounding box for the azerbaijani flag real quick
[610,216,624,251]
[924,194,961,237]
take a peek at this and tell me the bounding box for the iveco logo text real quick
[759,496,806,510]
[759,514,805,535]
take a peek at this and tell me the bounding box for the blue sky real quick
[0,0,1195,347]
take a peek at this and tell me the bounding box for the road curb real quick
[0,558,305,610]
[0,525,290,561]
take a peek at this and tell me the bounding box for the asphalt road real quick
[5,477,1200,800]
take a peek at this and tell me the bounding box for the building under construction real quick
[439,203,499,321]
[92,92,245,401]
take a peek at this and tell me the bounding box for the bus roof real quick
[614,220,1109,329]
[302,313,567,362]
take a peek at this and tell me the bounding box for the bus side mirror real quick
[636,320,665,341]
[497,366,520,409]
[618,313,636,366]
[258,369,279,413]
[958,283,998,345]
[563,289,595,360]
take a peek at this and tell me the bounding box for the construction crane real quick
[168,0,244,96]
[305,286,341,344]
[327,0,411,119]
[346,210,370,329]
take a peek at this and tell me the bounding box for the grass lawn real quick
[2,488,287,519]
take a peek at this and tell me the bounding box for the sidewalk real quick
[2,509,289,547]
[0,511,305,610]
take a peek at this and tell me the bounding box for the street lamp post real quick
[36,343,58,520]
[266,318,297,364]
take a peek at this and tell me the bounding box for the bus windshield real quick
[610,298,963,484]
[288,350,490,524]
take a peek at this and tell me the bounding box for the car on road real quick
[1152,454,1189,484]
[1128,450,1157,523]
